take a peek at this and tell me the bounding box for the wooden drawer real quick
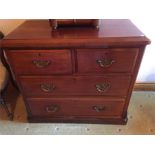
[77,48,138,73]
[27,98,125,117]
[6,50,72,75]
[19,75,131,97]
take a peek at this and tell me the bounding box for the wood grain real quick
[2,19,150,124]
[19,75,131,97]
[27,97,125,117]
[6,49,72,75]
[1,19,150,49]
[77,48,139,73]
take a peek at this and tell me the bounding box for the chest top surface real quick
[1,19,150,48]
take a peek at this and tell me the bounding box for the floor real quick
[0,82,155,135]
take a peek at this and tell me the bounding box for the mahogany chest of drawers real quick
[1,19,150,124]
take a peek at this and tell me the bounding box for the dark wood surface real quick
[6,49,73,75]
[1,19,150,48]
[27,97,125,117]
[77,48,139,73]
[2,19,150,124]
[19,75,131,97]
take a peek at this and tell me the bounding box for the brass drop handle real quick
[92,106,106,112]
[46,105,59,113]
[96,83,110,92]
[96,58,115,68]
[32,60,51,68]
[40,84,56,92]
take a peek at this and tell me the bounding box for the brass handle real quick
[46,105,59,113]
[40,84,56,92]
[92,106,106,112]
[96,58,115,68]
[96,83,110,92]
[32,60,51,68]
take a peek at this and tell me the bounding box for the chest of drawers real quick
[1,19,150,124]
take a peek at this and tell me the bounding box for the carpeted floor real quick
[0,83,155,135]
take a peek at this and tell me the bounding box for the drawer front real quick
[19,75,131,97]
[77,48,138,73]
[27,98,125,117]
[6,50,72,75]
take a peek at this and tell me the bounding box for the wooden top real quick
[1,19,150,49]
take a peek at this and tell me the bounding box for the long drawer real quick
[19,75,131,97]
[6,49,72,75]
[27,97,125,117]
[77,48,138,73]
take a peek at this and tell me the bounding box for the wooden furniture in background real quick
[0,31,13,120]
[1,19,150,124]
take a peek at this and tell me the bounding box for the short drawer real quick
[6,49,72,75]
[77,48,138,73]
[19,75,131,97]
[27,98,125,117]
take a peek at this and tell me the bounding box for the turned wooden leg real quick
[0,92,13,120]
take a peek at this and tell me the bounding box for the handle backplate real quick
[96,58,115,68]
[40,83,56,92]
[46,105,59,113]
[95,83,110,92]
[92,105,106,112]
[32,60,51,68]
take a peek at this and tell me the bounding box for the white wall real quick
[132,19,155,82]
